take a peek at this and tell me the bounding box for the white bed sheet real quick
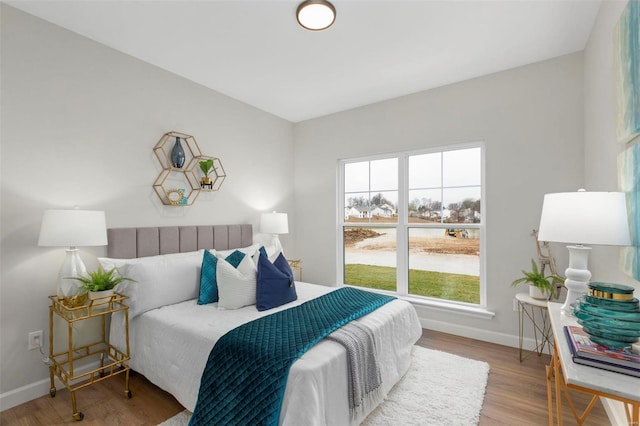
[110,282,421,425]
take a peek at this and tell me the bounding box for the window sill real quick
[401,295,495,320]
[344,284,495,319]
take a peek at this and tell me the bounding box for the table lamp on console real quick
[38,209,108,299]
[537,189,631,314]
[260,211,289,254]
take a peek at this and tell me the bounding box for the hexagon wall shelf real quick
[188,155,227,191]
[153,131,226,206]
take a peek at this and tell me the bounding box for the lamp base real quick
[560,245,591,314]
[271,234,284,255]
[58,248,87,298]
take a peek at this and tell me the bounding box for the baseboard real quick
[418,316,547,353]
[0,377,52,412]
[0,361,100,412]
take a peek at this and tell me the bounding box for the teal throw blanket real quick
[189,287,395,426]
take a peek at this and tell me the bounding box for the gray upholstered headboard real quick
[107,225,253,259]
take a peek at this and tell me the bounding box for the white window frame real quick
[337,141,490,315]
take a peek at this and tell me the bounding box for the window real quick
[339,143,484,307]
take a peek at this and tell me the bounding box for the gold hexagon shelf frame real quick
[188,155,227,191]
[153,131,202,171]
[153,168,201,206]
[152,131,225,206]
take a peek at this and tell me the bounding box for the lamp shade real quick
[38,209,108,247]
[537,191,631,246]
[260,212,289,235]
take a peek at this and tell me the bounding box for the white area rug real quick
[158,345,490,426]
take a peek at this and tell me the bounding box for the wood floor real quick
[1,329,612,425]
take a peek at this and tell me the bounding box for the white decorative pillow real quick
[213,244,261,259]
[103,250,203,319]
[216,254,257,310]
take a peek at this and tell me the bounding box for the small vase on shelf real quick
[171,136,186,168]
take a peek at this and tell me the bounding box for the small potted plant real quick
[511,259,560,300]
[199,159,215,189]
[69,266,135,302]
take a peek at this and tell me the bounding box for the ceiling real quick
[7,0,602,123]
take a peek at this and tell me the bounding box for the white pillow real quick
[99,252,199,277]
[216,254,257,310]
[213,243,261,259]
[103,250,203,319]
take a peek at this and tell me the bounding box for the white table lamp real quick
[260,211,289,254]
[38,209,108,298]
[537,190,631,313]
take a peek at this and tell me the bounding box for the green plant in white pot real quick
[511,259,559,300]
[69,266,135,302]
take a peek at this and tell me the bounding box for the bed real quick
[105,224,422,425]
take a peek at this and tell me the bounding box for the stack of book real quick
[564,325,640,378]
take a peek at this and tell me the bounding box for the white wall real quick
[584,0,639,289]
[3,0,637,414]
[293,53,584,342]
[0,5,295,406]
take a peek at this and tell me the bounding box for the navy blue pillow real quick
[198,250,219,305]
[256,252,297,311]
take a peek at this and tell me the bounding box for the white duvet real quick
[110,282,421,425]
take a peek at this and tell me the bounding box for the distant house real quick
[345,206,370,219]
[371,204,395,217]
[346,203,397,219]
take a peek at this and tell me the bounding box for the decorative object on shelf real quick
[296,0,336,31]
[537,190,632,314]
[199,158,214,189]
[531,229,564,300]
[171,136,186,168]
[153,131,227,205]
[165,189,183,205]
[196,155,226,191]
[38,209,108,301]
[260,211,289,254]
[573,282,640,350]
[68,265,136,302]
[511,259,560,300]
[614,0,640,144]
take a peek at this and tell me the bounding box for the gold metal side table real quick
[288,259,303,281]
[48,293,131,421]
[516,292,553,362]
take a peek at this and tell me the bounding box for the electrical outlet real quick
[28,330,43,350]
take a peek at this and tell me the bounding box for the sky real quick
[345,147,481,207]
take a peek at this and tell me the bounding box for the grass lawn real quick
[345,264,480,304]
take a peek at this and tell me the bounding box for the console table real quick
[546,302,639,425]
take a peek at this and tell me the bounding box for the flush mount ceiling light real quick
[296,0,336,31]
